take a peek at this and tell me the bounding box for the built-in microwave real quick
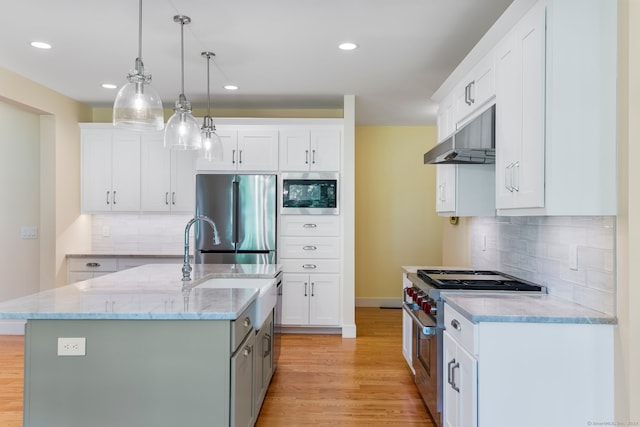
[280,172,339,215]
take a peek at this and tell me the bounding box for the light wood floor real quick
[0,307,435,426]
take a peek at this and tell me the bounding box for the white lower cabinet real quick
[281,273,340,326]
[443,303,615,427]
[443,331,477,427]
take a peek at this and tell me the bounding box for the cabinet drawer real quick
[280,216,339,237]
[444,304,478,356]
[280,259,340,274]
[231,302,255,353]
[116,256,182,271]
[67,258,117,272]
[279,237,340,259]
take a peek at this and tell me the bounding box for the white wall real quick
[0,101,40,301]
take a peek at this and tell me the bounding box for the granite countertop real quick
[0,263,282,321]
[444,293,617,325]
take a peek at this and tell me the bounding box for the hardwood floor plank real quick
[0,308,435,426]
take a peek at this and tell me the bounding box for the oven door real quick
[403,303,441,427]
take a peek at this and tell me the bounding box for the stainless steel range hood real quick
[424,104,495,164]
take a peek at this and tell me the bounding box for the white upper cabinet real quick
[436,94,455,142]
[495,1,546,210]
[196,128,279,172]
[495,0,617,215]
[140,134,196,213]
[279,128,341,171]
[454,50,496,126]
[82,130,141,213]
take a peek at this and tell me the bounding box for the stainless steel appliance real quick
[280,172,339,215]
[403,268,544,427]
[195,174,276,264]
[423,104,495,164]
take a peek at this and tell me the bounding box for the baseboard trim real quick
[0,320,26,335]
[355,297,402,308]
[280,326,342,335]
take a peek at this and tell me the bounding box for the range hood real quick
[424,104,495,164]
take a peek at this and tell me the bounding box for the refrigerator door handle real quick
[232,180,239,244]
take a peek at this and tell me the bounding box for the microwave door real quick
[235,174,277,253]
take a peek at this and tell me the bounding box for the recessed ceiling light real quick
[30,41,52,50]
[102,83,117,89]
[224,85,239,91]
[338,42,358,51]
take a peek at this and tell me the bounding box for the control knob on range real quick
[405,288,414,298]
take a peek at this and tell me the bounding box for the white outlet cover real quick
[57,337,86,356]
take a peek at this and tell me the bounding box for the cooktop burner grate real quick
[417,269,543,292]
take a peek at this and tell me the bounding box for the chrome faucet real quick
[182,215,220,281]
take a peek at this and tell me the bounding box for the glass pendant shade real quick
[201,117,223,161]
[165,15,201,150]
[113,0,163,131]
[164,98,202,150]
[113,71,164,131]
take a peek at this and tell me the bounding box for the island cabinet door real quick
[231,330,256,427]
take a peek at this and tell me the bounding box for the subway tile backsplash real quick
[92,214,193,254]
[469,216,616,315]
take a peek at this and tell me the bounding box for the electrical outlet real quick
[57,337,86,356]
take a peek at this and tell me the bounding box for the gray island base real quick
[0,264,280,427]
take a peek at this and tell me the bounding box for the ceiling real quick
[0,0,513,126]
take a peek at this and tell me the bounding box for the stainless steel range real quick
[402,268,544,427]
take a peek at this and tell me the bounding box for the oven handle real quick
[402,303,437,336]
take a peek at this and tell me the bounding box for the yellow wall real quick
[0,67,92,288]
[354,126,442,304]
[616,0,639,420]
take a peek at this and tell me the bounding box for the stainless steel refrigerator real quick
[195,174,277,264]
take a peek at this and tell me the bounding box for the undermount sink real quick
[196,278,277,329]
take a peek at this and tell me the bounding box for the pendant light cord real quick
[137,0,143,61]
[180,19,185,96]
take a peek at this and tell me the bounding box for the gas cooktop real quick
[416,269,543,292]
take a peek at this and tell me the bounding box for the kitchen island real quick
[0,263,281,427]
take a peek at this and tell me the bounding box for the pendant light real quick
[200,52,223,162]
[113,0,164,131]
[164,15,201,150]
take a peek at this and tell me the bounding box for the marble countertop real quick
[0,263,282,321]
[66,253,184,258]
[444,293,617,325]
[402,265,616,325]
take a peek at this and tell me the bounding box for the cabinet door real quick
[310,129,341,171]
[281,274,310,325]
[82,132,113,212]
[279,130,311,171]
[495,3,545,210]
[170,149,196,212]
[443,332,458,427]
[141,134,171,212]
[308,274,340,326]
[237,130,279,171]
[231,332,255,427]
[437,94,455,142]
[436,164,456,213]
[111,133,141,212]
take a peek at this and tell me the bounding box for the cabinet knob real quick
[243,346,252,357]
[243,317,251,328]
[450,319,461,331]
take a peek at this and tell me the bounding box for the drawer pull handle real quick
[243,346,252,357]
[86,262,101,268]
[303,246,317,251]
[243,317,251,328]
[303,223,317,228]
[450,319,461,331]
[302,264,317,269]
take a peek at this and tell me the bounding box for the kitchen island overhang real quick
[0,263,282,427]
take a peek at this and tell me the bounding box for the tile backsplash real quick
[91,214,193,254]
[469,216,616,315]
